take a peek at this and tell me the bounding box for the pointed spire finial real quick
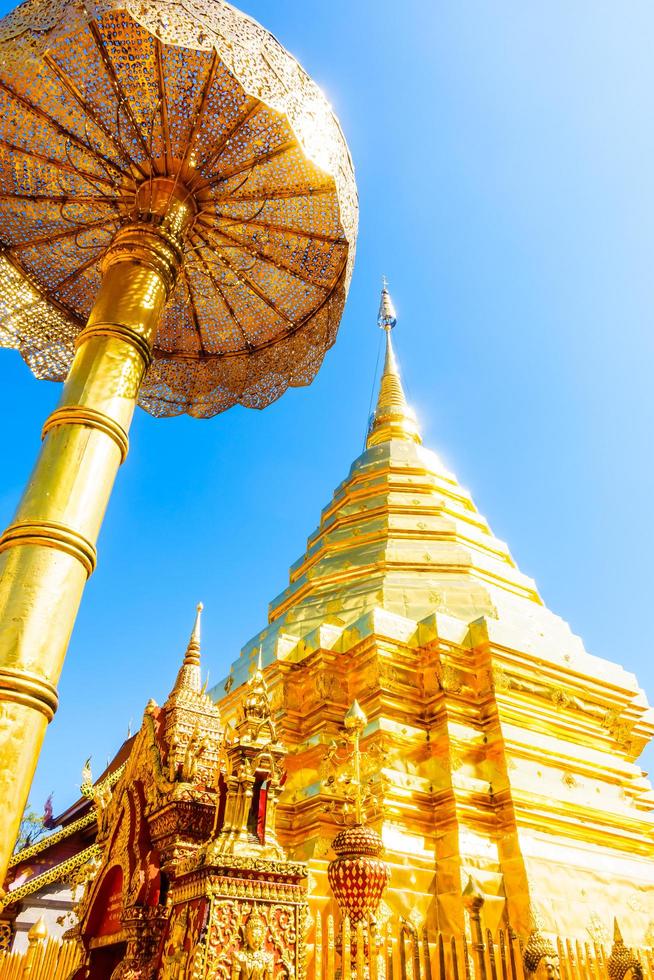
[170,602,204,696]
[378,276,397,333]
[367,278,421,448]
[28,917,48,944]
[184,601,203,668]
[344,699,367,733]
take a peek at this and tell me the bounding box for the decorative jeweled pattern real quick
[327,824,390,926]
[0,0,357,417]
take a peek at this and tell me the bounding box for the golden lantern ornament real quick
[328,824,390,928]
[0,0,357,884]
[326,702,390,926]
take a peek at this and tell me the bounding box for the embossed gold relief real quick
[200,898,304,980]
[231,906,275,980]
[160,902,198,979]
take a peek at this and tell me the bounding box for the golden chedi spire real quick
[257,279,542,636]
[367,280,421,448]
[171,602,203,696]
[219,278,654,946]
[164,602,221,790]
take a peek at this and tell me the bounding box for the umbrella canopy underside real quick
[0,0,358,416]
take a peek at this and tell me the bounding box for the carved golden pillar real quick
[0,179,195,886]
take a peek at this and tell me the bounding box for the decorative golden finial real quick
[378,276,397,332]
[367,279,421,448]
[81,757,93,797]
[170,602,204,696]
[326,700,368,825]
[344,699,367,734]
[242,648,272,728]
[186,602,203,667]
[348,700,366,825]
[327,701,390,926]
[27,917,48,944]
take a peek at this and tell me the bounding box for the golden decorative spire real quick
[367,280,422,448]
[171,602,203,695]
[343,700,368,824]
[322,700,378,828]
[261,275,542,637]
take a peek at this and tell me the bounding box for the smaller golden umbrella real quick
[0,0,357,883]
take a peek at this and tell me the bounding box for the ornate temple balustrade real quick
[308,912,654,980]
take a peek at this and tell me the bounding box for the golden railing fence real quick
[1,912,653,979]
[0,932,80,980]
[310,912,654,980]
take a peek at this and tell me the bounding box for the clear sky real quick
[1,0,653,814]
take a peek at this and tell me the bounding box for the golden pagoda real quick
[217,282,654,945]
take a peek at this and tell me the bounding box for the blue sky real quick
[1,0,653,812]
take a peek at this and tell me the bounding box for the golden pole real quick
[463,877,488,980]
[0,178,196,887]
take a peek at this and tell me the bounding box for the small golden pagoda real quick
[218,283,654,945]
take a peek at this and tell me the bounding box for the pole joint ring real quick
[75,321,153,369]
[42,406,129,464]
[0,521,97,578]
[0,668,59,722]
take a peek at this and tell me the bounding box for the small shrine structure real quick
[67,605,308,980]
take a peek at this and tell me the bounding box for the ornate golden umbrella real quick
[0,0,357,882]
